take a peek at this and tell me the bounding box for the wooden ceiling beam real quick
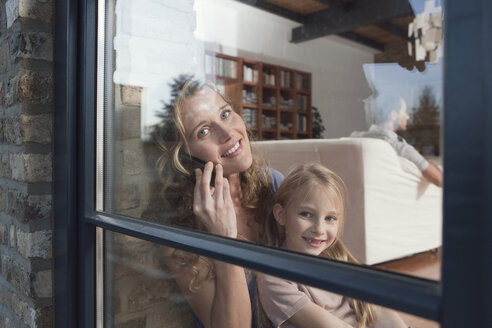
[312,0,339,6]
[337,31,385,51]
[291,0,413,43]
[233,0,305,23]
[375,22,409,40]
[313,0,355,8]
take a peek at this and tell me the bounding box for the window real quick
[53,0,492,327]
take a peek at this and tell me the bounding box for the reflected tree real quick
[312,106,326,138]
[141,74,196,223]
[400,86,441,156]
[411,86,440,126]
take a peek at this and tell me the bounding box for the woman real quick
[154,75,283,328]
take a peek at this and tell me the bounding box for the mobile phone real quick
[179,153,216,187]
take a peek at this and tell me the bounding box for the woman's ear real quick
[273,203,286,225]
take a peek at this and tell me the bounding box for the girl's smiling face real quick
[273,184,341,256]
[180,87,252,177]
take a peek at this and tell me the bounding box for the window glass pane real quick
[400,312,440,328]
[101,0,443,282]
[105,231,194,326]
[105,231,439,327]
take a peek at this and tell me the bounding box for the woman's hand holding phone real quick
[193,162,237,238]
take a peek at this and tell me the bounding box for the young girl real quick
[257,163,408,328]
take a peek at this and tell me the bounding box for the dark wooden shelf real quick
[215,75,238,82]
[205,52,311,140]
[243,103,258,108]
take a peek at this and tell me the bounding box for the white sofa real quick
[254,138,442,265]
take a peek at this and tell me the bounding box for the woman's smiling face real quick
[180,87,252,177]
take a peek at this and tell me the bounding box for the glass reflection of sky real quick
[363,62,443,111]
[362,0,444,118]
[409,0,443,14]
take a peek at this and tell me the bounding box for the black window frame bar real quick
[440,1,492,327]
[54,0,97,326]
[53,0,492,327]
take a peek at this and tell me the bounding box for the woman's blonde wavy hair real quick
[261,163,377,328]
[153,75,273,291]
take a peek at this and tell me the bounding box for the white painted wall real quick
[195,0,377,138]
[113,0,377,138]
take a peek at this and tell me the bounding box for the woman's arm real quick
[169,163,251,328]
[288,302,354,328]
[210,260,251,328]
[165,255,251,328]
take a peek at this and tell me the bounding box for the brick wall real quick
[0,0,53,327]
[2,0,200,326]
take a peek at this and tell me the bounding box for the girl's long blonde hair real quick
[150,75,273,291]
[262,163,377,328]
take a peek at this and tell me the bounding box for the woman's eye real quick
[325,216,337,222]
[197,127,209,138]
[299,211,312,218]
[221,109,231,119]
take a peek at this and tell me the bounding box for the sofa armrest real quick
[253,138,442,264]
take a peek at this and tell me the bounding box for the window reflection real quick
[106,231,440,328]
[107,0,443,283]
[106,232,194,326]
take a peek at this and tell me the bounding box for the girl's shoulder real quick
[257,272,301,296]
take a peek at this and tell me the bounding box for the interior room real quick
[107,0,444,326]
[3,0,490,326]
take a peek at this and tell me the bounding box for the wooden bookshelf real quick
[204,52,312,140]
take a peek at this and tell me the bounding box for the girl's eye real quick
[221,109,231,119]
[299,211,312,218]
[325,216,337,222]
[197,127,209,138]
